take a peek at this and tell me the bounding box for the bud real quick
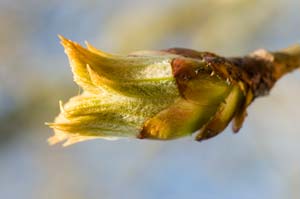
[48,37,300,146]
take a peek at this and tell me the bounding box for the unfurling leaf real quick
[46,36,300,146]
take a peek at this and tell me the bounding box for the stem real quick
[271,44,300,80]
[229,44,300,98]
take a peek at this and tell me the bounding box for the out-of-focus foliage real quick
[1,0,300,199]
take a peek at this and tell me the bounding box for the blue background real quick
[0,0,300,198]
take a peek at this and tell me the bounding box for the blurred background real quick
[0,0,300,198]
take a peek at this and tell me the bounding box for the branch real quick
[229,44,300,97]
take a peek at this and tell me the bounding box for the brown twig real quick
[230,44,300,98]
